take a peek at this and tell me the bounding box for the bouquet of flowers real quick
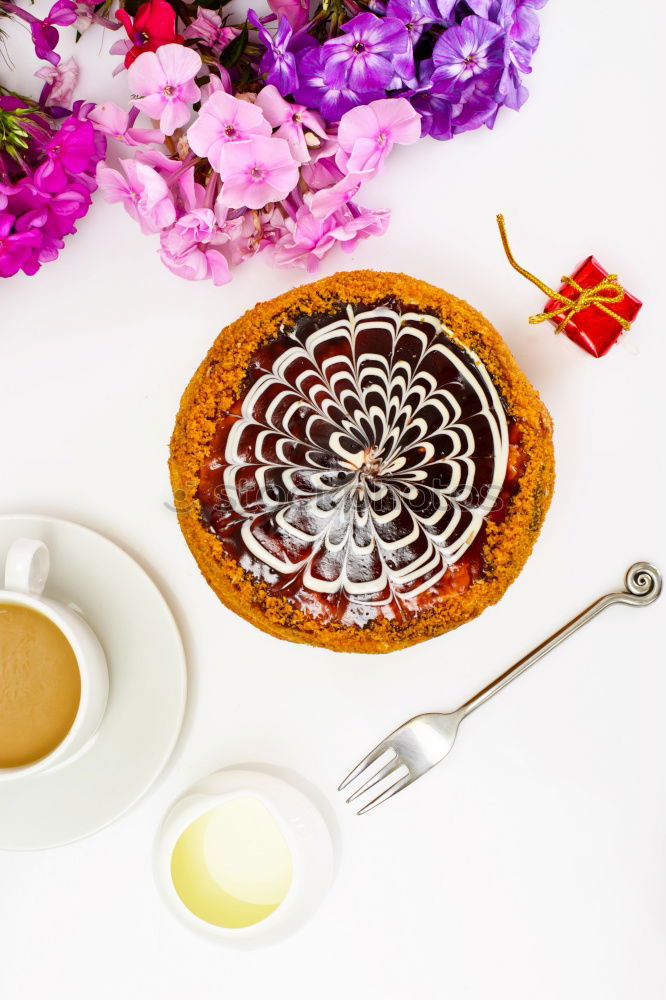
[0,0,547,281]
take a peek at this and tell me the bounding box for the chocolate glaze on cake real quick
[197,300,513,626]
[170,271,554,653]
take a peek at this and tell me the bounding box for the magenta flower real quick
[187,93,271,171]
[96,159,176,233]
[336,97,421,174]
[6,0,78,67]
[89,102,164,146]
[255,86,327,164]
[128,44,202,136]
[35,57,80,108]
[160,209,231,285]
[34,118,98,192]
[0,214,42,278]
[217,136,299,210]
[431,15,505,99]
[322,14,410,93]
[248,11,298,96]
[183,10,240,54]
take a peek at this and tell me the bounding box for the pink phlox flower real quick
[216,206,285,264]
[216,135,300,210]
[336,98,421,174]
[74,0,117,32]
[133,149,206,214]
[96,158,176,233]
[187,92,271,171]
[200,70,232,102]
[333,203,390,252]
[255,86,327,164]
[273,202,389,271]
[300,155,344,191]
[35,57,80,108]
[159,208,231,285]
[272,206,339,271]
[128,44,202,136]
[183,10,240,54]
[306,168,371,219]
[89,102,164,146]
[110,37,133,76]
[267,0,309,31]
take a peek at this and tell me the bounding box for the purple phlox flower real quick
[89,102,164,146]
[248,11,299,96]
[35,57,80,108]
[187,92,271,172]
[322,13,410,93]
[96,158,176,233]
[494,0,547,109]
[0,213,42,278]
[216,134,300,210]
[183,10,240,54]
[294,45,382,121]
[8,0,78,66]
[255,86,327,164]
[34,118,98,192]
[498,0,546,51]
[432,0,458,21]
[432,15,505,100]
[385,0,437,84]
[464,0,495,15]
[335,97,421,174]
[408,74,453,140]
[160,208,231,285]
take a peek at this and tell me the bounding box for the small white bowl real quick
[154,767,336,947]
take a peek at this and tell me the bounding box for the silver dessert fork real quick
[339,562,662,815]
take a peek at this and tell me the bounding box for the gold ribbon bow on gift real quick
[496,214,632,335]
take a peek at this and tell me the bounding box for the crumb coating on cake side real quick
[170,271,555,653]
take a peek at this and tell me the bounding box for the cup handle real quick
[4,538,50,596]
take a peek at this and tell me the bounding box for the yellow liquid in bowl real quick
[170,797,293,929]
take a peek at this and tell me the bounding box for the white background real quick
[2,0,666,997]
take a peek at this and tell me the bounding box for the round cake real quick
[170,272,554,654]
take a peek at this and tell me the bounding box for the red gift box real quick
[543,256,642,358]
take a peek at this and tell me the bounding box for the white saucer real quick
[0,515,187,851]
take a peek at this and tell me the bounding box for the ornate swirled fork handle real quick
[459,563,662,719]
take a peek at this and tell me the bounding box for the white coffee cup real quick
[0,537,109,781]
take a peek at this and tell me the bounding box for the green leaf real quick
[221,20,248,69]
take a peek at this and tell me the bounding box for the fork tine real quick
[338,741,395,791]
[356,772,413,815]
[345,759,403,804]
